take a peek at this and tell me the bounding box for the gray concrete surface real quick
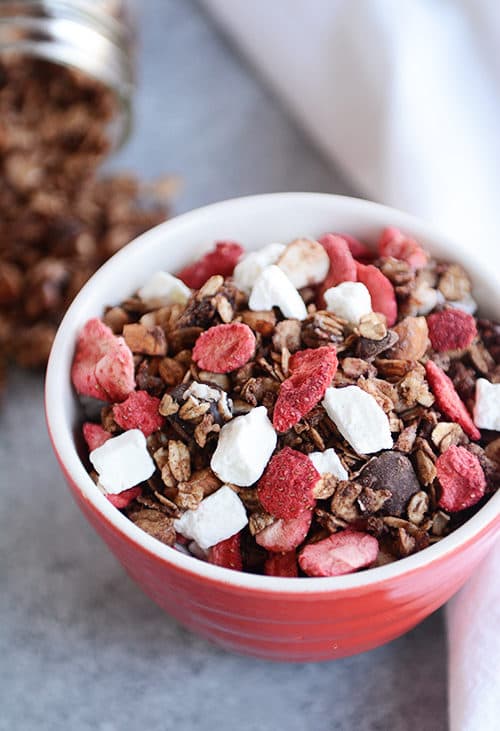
[0,1,447,729]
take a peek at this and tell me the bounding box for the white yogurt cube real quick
[210,405,277,486]
[309,448,348,480]
[474,378,500,431]
[414,283,445,315]
[322,385,393,455]
[89,428,155,494]
[233,243,285,294]
[249,265,307,321]
[138,271,191,307]
[323,281,372,324]
[184,382,221,403]
[174,485,247,550]
[277,237,330,288]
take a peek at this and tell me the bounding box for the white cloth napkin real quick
[200,1,500,728]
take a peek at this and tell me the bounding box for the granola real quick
[72,228,500,577]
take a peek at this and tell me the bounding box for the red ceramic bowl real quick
[45,193,500,661]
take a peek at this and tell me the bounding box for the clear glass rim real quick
[0,0,134,148]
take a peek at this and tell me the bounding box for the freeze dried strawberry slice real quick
[378,227,428,270]
[436,445,486,512]
[317,234,357,307]
[107,486,142,509]
[112,390,164,437]
[425,360,480,440]
[257,447,319,519]
[82,422,111,452]
[192,322,256,373]
[356,262,397,326]
[176,241,244,289]
[427,309,477,352]
[273,345,338,432]
[71,317,135,402]
[264,551,299,577]
[208,532,243,571]
[337,233,375,263]
[255,510,313,552]
[299,530,379,577]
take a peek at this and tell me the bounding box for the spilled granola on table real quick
[71,228,500,577]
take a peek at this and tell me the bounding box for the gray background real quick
[0,2,447,729]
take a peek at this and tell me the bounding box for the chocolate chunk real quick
[357,451,420,516]
[356,330,399,361]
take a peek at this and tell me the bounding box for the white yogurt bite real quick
[322,386,393,455]
[249,265,307,320]
[89,429,155,494]
[323,281,372,324]
[309,448,348,480]
[276,237,330,288]
[210,405,277,486]
[174,485,247,550]
[474,378,500,431]
[232,243,285,294]
[138,271,191,307]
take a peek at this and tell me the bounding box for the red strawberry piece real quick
[192,321,256,373]
[71,317,135,402]
[255,510,313,552]
[272,345,338,432]
[336,233,375,263]
[317,234,357,307]
[427,309,477,352]
[112,390,164,437]
[257,447,320,519]
[107,486,142,509]
[425,360,480,440]
[299,530,379,577]
[436,445,486,512]
[82,422,111,452]
[355,262,397,326]
[176,241,244,289]
[208,532,243,571]
[378,227,428,270]
[264,551,299,577]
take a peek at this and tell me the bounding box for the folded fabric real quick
[200,2,500,729]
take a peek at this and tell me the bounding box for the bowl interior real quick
[45,193,500,592]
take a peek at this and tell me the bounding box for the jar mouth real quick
[0,1,134,148]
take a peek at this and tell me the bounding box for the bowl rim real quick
[45,192,500,594]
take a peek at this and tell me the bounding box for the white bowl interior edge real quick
[45,193,500,593]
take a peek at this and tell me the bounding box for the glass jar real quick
[0,0,134,147]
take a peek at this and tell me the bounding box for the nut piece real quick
[158,357,187,386]
[123,323,167,356]
[168,439,191,482]
[358,312,387,341]
[159,393,179,417]
[312,473,338,499]
[249,511,275,536]
[388,316,429,360]
[407,491,429,525]
[438,264,471,301]
[415,447,437,486]
[176,481,204,510]
[240,309,277,336]
[431,510,450,536]
[431,422,466,452]
[330,481,363,522]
